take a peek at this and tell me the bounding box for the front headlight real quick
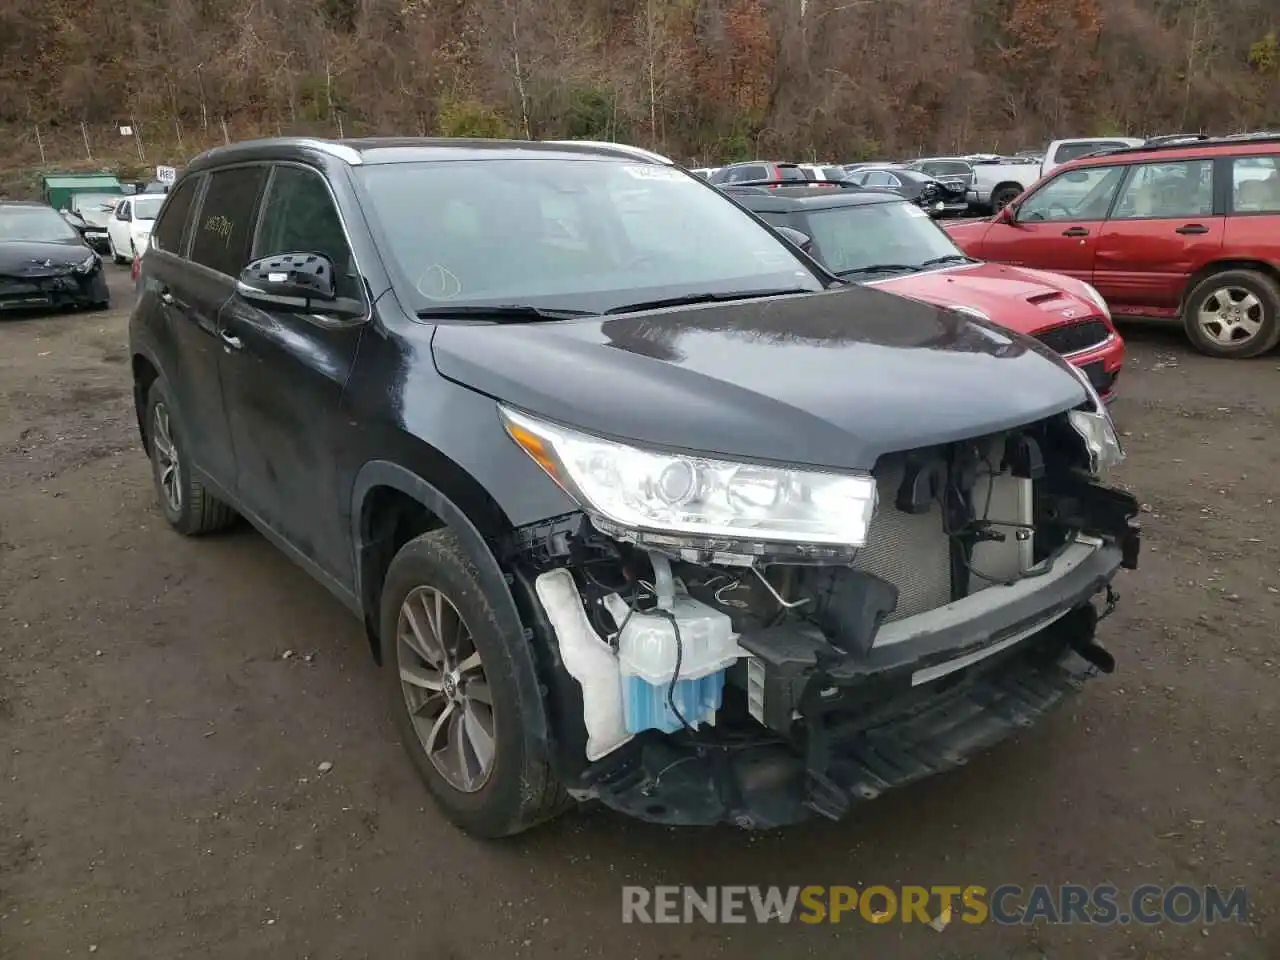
[73,253,98,274]
[1078,281,1111,321]
[1066,363,1124,475]
[500,406,878,549]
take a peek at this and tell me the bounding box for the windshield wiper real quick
[415,304,595,322]
[835,264,920,277]
[918,254,973,268]
[604,288,810,315]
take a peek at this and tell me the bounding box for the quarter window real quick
[253,166,362,300]
[189,166,268,276]
[1111,160,1214,219]
[1017,165,1125,222]
[150,176,200,255]
[1230,156,1280,213]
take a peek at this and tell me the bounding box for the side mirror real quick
[237,253,362,317]
[775,226,813,253]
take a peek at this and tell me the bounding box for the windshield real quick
[799,202,963,276]
[0,206,81,243]
[132,195,165,220]
[354,159,824,314]
[70,193,119,214]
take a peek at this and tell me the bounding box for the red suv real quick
[945,134,1280,358]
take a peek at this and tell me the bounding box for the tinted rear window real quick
[151,177,200,255]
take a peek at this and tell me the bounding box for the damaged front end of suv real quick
[492,351,1139,830]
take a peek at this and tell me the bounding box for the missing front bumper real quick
[580,601,1108,828]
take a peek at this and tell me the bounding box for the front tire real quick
[1183,269,1280,359]
[381,529,569,838]
[145,379,237,535]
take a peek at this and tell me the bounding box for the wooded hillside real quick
[1,0,1277,167]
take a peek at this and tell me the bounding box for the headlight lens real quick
[74,253,98,273]
[500,406,878,547]
[1078,281,1111,321]
[1066,363,1124,475]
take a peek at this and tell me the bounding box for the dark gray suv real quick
[128,137,1140,837]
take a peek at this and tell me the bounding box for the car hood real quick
[874,262,1099,335]
[0,240,91,276]
[430,285,1087,471]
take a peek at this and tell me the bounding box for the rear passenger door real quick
[142,168,268,493]
[1093,159,1223,315]
[215,163,369,584]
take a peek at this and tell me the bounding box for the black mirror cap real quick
[239,252,338,304]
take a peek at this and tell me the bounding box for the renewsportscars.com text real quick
[621,884,1249,926]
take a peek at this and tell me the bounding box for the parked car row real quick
[125,136,1139,839]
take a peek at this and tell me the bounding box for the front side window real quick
[801,202,962,277]
[1018,165,1125,222]
[189,166,268,276]
[355,159,823,315]
[1111,160,1214,219]
[151,176,200,254]
[253,165,363,301]
[1230,156,1280,213]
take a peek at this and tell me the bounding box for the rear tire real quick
[1182,269,1280,359]
[145,379,238,535]
[381,528,570,838]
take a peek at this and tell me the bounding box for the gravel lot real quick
[1,268,1276,959]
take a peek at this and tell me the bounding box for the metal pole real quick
[131,113,146,163]
[34,124,46,164]
[81,121,93,162]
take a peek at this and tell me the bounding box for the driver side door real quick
[975,164,1127,281]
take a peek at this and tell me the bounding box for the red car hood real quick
[873,261,1098,336]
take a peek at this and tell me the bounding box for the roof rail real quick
[1079,132,1280,161]
[191,136,364,166]
[541,140,673,164]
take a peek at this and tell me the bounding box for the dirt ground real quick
[1,268,1276,959]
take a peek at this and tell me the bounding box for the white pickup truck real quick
[959,154,1046,212]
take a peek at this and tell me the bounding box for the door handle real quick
[219,330,243,351]
[1176,223,1209,235]
[1062,227,1089,237]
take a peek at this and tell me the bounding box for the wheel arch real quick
[351,458,550,750]
[130,350,163,455]
[351,459,514,656]
[1181,259,1280,311]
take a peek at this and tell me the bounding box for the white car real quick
[107,194,166,264]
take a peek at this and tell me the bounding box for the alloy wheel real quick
[396,585,495,793]
[1198,285,1264,347]
[151,401,182,513]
